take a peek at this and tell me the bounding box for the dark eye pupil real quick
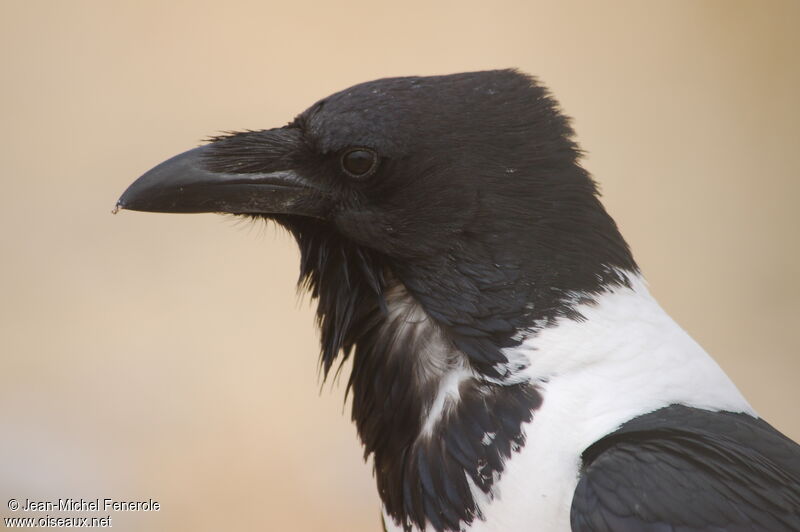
[342,149,376,177]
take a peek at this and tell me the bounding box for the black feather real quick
[572,405,800,532]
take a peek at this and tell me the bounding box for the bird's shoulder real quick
[570,404,800,532]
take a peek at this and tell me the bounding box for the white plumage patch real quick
[384,273,753,531]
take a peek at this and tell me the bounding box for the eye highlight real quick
[341,148,378,179]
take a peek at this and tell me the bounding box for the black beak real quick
[116,139,329,218]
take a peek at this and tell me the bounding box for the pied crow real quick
[117,69,800,531]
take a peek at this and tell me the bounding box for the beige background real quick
[1,1,798,531]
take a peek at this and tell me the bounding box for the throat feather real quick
[348,281,541,532]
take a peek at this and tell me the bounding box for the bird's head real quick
[119,69,639,531]
[118,68,636,379]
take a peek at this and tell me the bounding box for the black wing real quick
[570,405,800,531]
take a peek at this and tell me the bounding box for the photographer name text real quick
[13,499,160,512]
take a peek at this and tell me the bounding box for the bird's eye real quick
[341,148,378,179]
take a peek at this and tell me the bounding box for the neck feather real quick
[277,215,640,532]
[349,279,542,531]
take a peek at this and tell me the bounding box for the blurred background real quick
[1,1,798,530]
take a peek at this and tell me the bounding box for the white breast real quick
[384,274,753,532]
